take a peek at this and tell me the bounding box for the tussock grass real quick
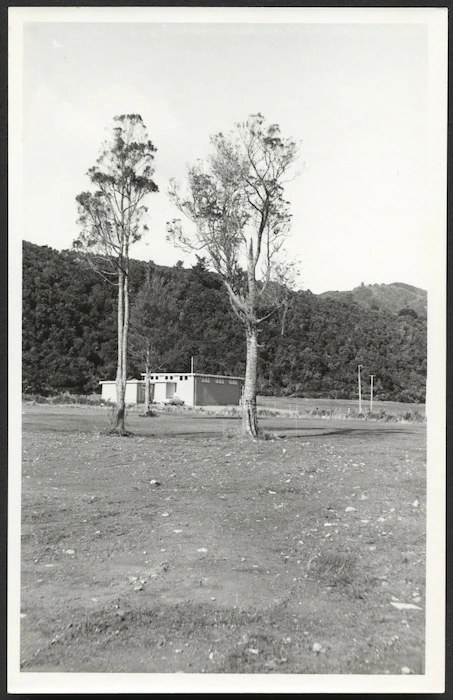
[306,551,375,600]
[307,552,357,586]
[22,392,107,406]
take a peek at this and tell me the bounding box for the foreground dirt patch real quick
[20,407,426,674]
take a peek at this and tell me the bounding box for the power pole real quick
[358,364,363,413]
[191,356,194,374]
[370,375,375,412]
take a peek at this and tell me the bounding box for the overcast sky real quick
[19,11,444,293]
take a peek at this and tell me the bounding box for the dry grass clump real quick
[22,392,106,406]
[306,552,375,600]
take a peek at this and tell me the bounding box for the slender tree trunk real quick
[280,299,289,337]
[242,323,259,437]
[240,243,260,437]
[144,348,151,414]
[115,269,127,432]
[122,269,129,395]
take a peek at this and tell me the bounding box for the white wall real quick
[124,382,139,404]
[151,377,194,405]
[100,382,116,403]
[153,382,167,403]
[100,381,145,404]
[173,377,194,405]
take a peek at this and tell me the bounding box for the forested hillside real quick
[22,242,427,402]
[320,282,427,318]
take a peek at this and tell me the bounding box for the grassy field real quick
[23,392,426,419]
[257,395,426,417]
[20,404,426,675]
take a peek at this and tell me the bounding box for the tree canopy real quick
[73,114,158,432]
[23,241,427,405]
[168,114,299,435]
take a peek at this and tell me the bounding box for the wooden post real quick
[370,375,374,412]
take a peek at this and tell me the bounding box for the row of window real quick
[201,377,238,385]
[146,375,239,385]
[148,375,189,381]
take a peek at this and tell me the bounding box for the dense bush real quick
[22,242,426,403]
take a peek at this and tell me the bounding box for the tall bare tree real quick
[168,113,299,436]
[74,114,158,433]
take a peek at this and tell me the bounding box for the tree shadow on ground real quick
[169,414,241,421]
[272,426,416,439]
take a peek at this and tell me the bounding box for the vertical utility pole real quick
[191,356,194,374]
[370,375,375,412]
[358,364,363,413]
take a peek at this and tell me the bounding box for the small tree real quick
[74,114,158,433]
[168,113,299,436]
[129,267,176,414]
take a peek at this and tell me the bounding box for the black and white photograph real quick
[8,6,446,694]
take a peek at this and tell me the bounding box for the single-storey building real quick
[99,372,245,407]
[99,379,145,405]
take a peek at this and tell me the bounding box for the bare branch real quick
[167,113,301,434]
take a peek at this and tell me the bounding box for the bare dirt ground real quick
[20,405,426,674]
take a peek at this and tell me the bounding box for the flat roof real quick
[140,372,245,381]
[99,379,144,384]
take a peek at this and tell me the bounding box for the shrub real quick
[22,392,106,406]
[400,410,425,423]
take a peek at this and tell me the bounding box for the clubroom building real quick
[99,372,245,407]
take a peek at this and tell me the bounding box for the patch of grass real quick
[105,427,134,437]
[102,404,134,437]
[22,392,107,406]
[366,410,388,421]
[400,410,425,423]
[307,551,356,585]
[138,409,158,418]
[257,429,274,440]
[306,551,376,600]
[256,408,282,418]
[222,425,243,439]
[220,630,290,673]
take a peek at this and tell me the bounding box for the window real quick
[166,382,177,399]
[229,379,238,385]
